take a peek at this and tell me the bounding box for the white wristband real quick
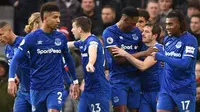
[8,78,15,82]
[73,80,79,84]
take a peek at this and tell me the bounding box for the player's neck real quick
[145,40,156,47]
[80,32,91,41]
[9,32,17,45]
[173,30,185,37]
[41,24,53,33]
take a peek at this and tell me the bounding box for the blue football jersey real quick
[161,32,197,94]
[140,43,164,92]
[18,29,72,90]
[74,35,110,92]
[102,24,144,83]
[5,36,30,91]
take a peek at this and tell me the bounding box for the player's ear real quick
[177,23,180,29]
[7,25,12,32]
[44,16,47,21]
[153,34,158,40]
[78,27,81,33]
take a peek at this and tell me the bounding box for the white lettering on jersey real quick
[121,44,133,50]
[81,53,88,57]
[37,49,61,54]
[165,51,181,57]
[185,46,195,54]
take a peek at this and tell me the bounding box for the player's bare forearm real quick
[88,46,97,65]
[131,51,147,58]
[131,47,159,58]
[108,47,132,65]
[67,41,75,48]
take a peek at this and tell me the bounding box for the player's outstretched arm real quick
[112,47,157,71]
[86,43,97,72]
[153,52,192,69]
[64,51,80,99]
[67,41,75,48]
[131,47,159,58]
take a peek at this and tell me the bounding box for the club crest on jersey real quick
[107,37,114,44]
[132,34,138,40]
[55,38,61,46]
[175,41,182,49]
[113,96,119,103]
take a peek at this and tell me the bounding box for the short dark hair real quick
[145,23,162,41]
[188,0,200,11]
[122,6,139,17]
[138,9,150,22]
[40,2,60,21]
[72,16,92,33]
[191,13,200,19]
[102,5,116,13]
[167,10,187,33]
[146,0,158,9]
[0,21,8,28]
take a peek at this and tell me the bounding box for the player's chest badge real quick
[132,34,138,40]
[55,38,61,46]
[175,41,182,49]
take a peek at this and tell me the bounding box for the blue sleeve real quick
[18,33,35,53]
[102,28,117,48]
[74,40,81,48]
[156,44,165,55]
[9,50,26,78]
[155,52,192,69]
[63,69,72,85]
[62,36,77,81]
[9,33,35,79]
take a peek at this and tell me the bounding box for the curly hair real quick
[24,12,41,33]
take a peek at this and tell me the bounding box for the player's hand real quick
[145,47,159,56]
[69,84,75,99]
[86,63,95,72]
[70,84,80,99]
[112,47,127,57]
[8,81,17,97]
[151,52,157,59]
